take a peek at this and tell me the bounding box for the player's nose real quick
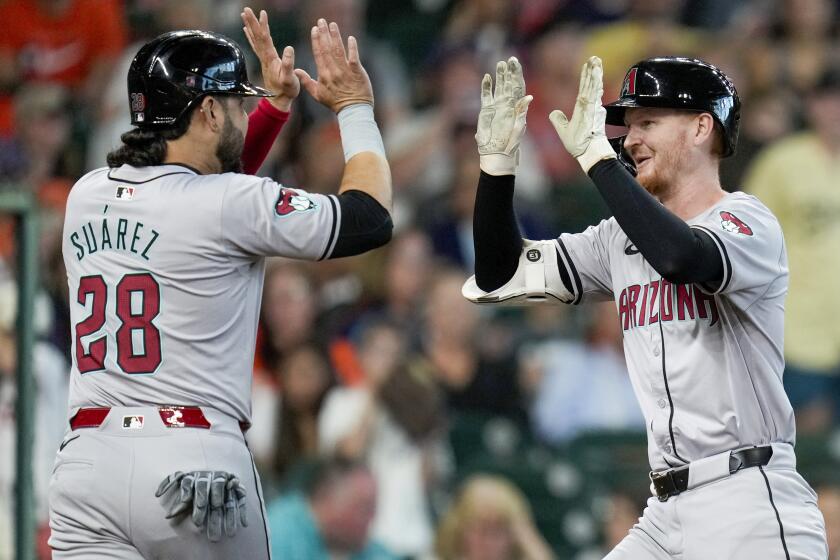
[623,129,642,155]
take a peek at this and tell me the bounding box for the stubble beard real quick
[216,117,245,174]
[635,137,687,200]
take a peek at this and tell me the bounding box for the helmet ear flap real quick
[609,135,636,176]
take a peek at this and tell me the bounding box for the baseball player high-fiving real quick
[50,8,392,559]
[465,56,828,558]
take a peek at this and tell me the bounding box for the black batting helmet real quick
[604,57,741,157]
[127,30,273,128]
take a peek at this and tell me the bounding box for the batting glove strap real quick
[479,153,518,177]
[576,135,616,175]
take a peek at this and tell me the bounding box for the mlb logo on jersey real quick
[122,415,144,429]
[116,186,135,200]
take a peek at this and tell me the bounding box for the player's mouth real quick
[634,155,652,171]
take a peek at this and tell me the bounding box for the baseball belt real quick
[649,446,773,502]
[69,406,250,432]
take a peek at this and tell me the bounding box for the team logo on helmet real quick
[719,211,752,236]
[275,188,317,216]
[623,67,638,96]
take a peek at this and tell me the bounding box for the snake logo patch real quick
[275,188,317,216]
[719,211,753,236]
[623,67,638,96]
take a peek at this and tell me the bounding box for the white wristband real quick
[337,103,386,162]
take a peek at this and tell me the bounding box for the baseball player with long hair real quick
[464,55,828,558]
[50,8,392,559]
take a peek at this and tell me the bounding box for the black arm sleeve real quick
[587,159,723,285]
[329,190,393,259]
[473,172,524,292]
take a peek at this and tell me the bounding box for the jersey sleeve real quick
[690,196,786,309]
[556,219,615,303]
[221,175,341,260]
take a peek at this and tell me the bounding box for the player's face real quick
[623,107,693,198]
[216,97,248,173]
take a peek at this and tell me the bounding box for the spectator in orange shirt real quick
[0,0,127,135]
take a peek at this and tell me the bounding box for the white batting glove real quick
[549,56,616,173]
[155,470,248,542]
[476,56,533,176]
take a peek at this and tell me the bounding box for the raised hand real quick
[549,56,615,172]
[241,7,300,111]
[475,56,533,176]
[294,18,373,113]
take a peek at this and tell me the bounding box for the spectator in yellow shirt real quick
[744,66,840,432]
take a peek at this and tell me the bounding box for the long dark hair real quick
[106,107,195,168]
[272,344,335,480]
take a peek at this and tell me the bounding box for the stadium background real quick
[2,0,840,558]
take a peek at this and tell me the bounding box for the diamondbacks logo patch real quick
[116,186,135,200]
[719,211,753,236]
[275,188,317,216]
[623,67,638,96]
[163,409,184,427]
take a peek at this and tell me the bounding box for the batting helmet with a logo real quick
[127,30,273,128]
[605,57,741,158]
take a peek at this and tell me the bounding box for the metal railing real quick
[0,191,39,560]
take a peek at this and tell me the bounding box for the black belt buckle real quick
[649,469,678,502]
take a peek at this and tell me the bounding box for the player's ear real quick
[197,96,223,133]
[693,113,715,149]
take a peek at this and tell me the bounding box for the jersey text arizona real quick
[617,279,719,331]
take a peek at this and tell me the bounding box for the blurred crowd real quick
[3,0,840,558]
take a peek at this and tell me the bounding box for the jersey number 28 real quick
[74,273,162,374]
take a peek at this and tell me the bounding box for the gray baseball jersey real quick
[553,191,828,557]
[62,164,341,423]
[555,191,794,470]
